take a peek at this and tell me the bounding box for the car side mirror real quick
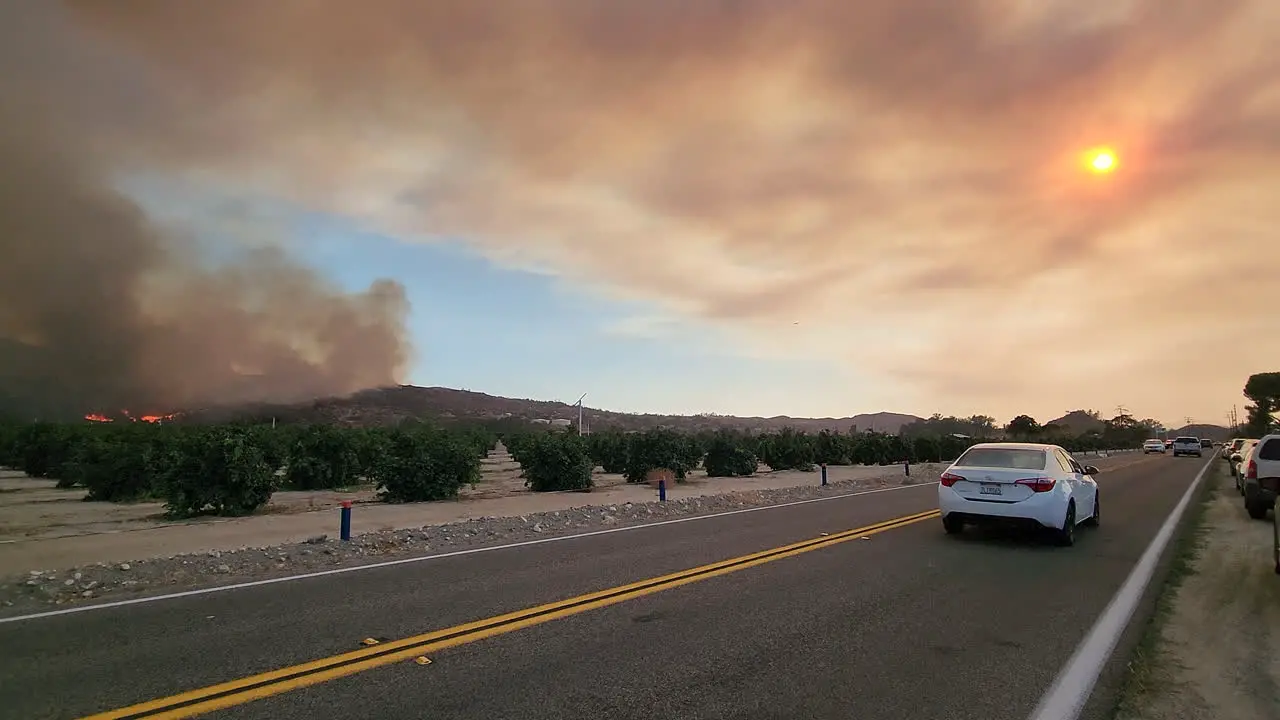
[1084,465,1100,475]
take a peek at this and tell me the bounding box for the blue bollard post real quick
[820,463,828,486]
[658,479,666,502]
[904,460,910,477]
[340,500,352,541]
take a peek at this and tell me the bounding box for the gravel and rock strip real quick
[0,472,932,617]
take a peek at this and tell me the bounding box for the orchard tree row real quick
[502,424,1130,493]
[0,417,1144,517]
[0,421,496,518]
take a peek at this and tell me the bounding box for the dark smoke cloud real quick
[0,5,410,420]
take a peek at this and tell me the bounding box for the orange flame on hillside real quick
[83,411,179,424]
[123,409,177,423]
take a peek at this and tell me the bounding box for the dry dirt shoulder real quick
[1114,462,1280,720]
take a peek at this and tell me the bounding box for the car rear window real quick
[1174,437,1197,443]
[1259,439,1280,461]
[954,448,1047,470]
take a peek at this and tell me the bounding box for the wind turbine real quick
[574,392,587,436]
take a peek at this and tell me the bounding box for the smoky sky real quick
[0,5,410,420]
[8,1,1278,420]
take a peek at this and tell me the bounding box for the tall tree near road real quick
[1243,372,1280,436]
[1103,413,1145,447]
[1137,418,1164,437]
[1006,415,1040,438]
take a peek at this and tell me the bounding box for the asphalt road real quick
[0,454,1206,720]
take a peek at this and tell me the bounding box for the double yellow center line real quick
[83,508,941,719]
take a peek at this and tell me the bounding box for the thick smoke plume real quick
[0,6,410,420]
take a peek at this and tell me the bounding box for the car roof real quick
[966,442,1057,451]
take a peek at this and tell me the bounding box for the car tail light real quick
[939,472,963,487]
[1247,459,1257,480]
[1015,477,1057,493]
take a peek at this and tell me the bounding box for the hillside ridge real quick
[183,385,1231,437]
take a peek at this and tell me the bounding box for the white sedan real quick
[938,442,1100,546]
[1142,439,1166,454]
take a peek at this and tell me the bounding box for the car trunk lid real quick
[941,466,1049,503]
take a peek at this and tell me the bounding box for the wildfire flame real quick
[83,411,179,424]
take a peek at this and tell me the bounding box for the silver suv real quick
[1171,437,1202,457]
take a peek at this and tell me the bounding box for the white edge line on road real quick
[1027,454,1215,720]
[0,481,936,625]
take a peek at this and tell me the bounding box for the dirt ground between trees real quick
[1115,464,1280,720]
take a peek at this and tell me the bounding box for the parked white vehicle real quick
[1231,440,1258,494]
[1142,439,1166,454]
[938,442,1100,546]
[1241,434,1280,521]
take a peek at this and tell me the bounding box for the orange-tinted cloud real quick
[18,0,1279,420]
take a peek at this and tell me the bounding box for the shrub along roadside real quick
[587,431,630,474]
[152,427,277,518]
[515,430,594,492]
[65,428,164,502]
[12,423,82,484]
[371,428,482,503]
[703,431,758,477]
[624,428,703,483]
[757,427,815,471]
[283,425,361,491]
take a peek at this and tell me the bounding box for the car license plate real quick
[980,484,1002,495]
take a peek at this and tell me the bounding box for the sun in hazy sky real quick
[1084,147,1118,174]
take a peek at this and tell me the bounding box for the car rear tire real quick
[1246,498,1269,521]
[1055,503,1076,546]
[1082,494,1099,527]
[942,514,964,535]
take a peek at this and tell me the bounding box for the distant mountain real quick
[1170,423,1231,441]
[1046,410,1106,434]
[185,385,925,433]
[1041,410,1230,441]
